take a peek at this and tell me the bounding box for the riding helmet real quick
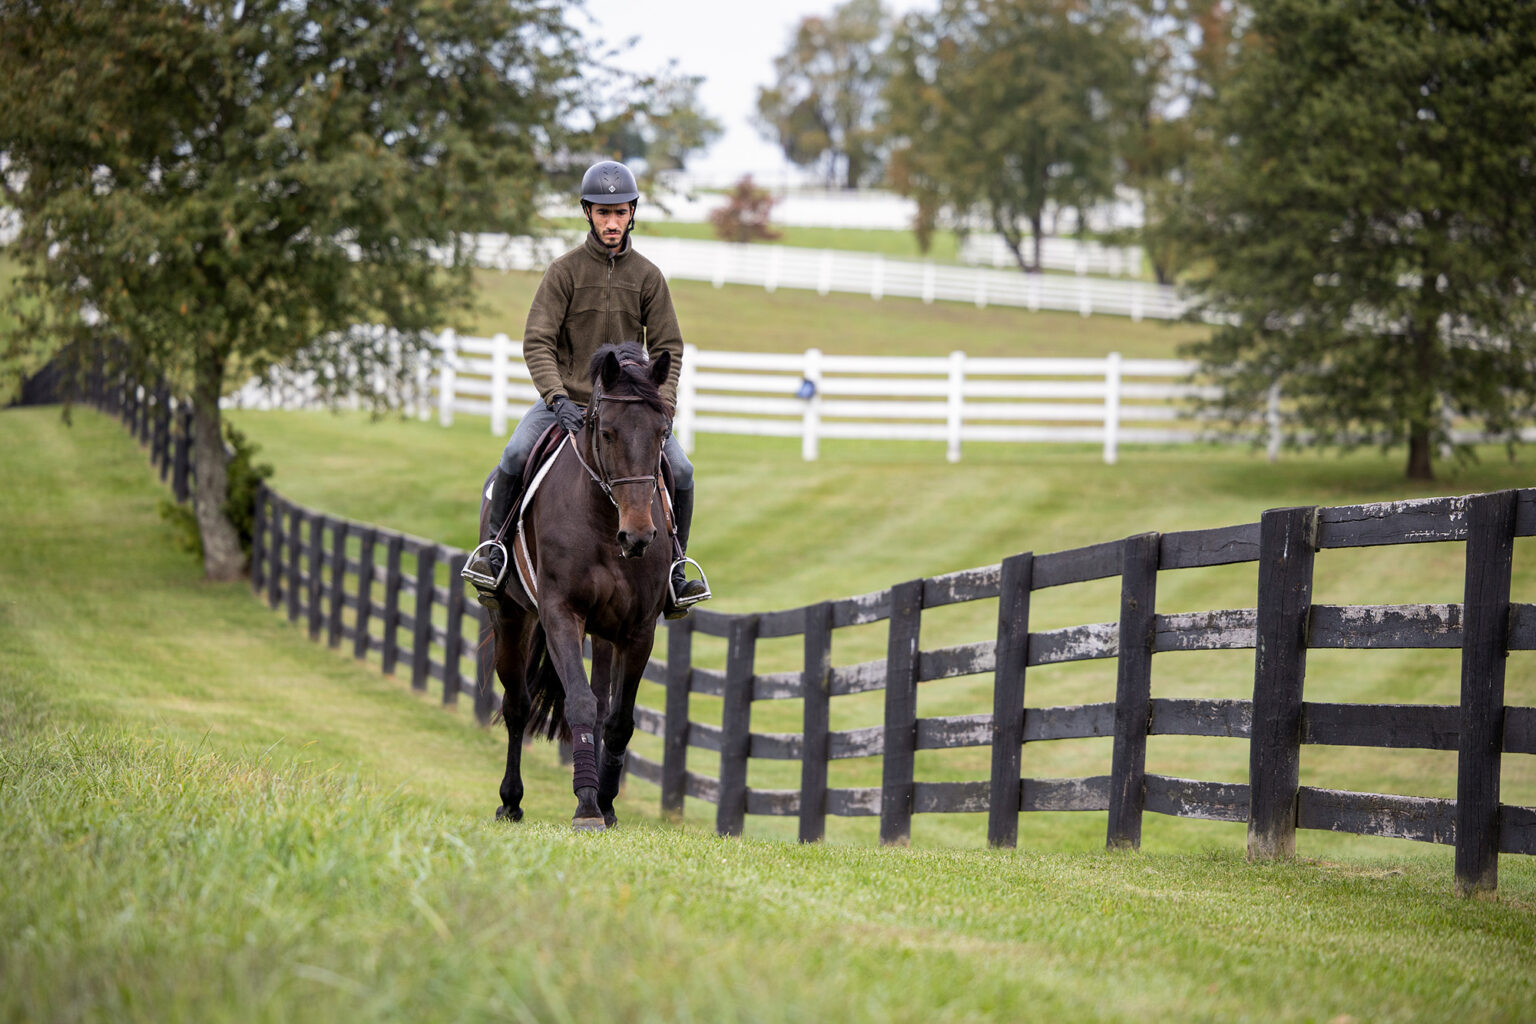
[580,160,640,205]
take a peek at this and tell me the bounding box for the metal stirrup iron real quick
[668,556,711,609]
[461,538,509,591]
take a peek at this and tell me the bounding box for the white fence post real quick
[870,255,884,301]
[415,332,432,421]
[490,332,510,437]
[946,350,966,463]
[817,250,833,296]
[1267,383,1282,462]
[677,343,698,453]
[802,347,823,462]
[1103,351,1122,465]
[438,328,457,428]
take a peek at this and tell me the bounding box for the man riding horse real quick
[462,160,710,617]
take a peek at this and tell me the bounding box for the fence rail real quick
[94,355,1535,894]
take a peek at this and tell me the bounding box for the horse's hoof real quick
[572,816,607,833]
[496,805,523,822]
[603,812,618,829]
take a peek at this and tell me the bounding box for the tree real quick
[755,0,889,189]
[1170,0,1536,480]
[707,177,781,244]
[885,0,1149,271]
[588,65,722,211]
[0,0,579,579]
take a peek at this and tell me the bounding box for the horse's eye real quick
[601,429,616,443]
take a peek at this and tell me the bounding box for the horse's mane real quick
[587,341,669,416]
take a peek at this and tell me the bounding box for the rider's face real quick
[588,203,633,250]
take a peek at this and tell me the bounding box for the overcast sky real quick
[576,0,926,185]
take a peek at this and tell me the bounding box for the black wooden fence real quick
[87,367,1535,895]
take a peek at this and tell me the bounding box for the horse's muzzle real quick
[616,527,655,559]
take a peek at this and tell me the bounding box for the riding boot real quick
[462,466,522,595]
[664,486,710,619]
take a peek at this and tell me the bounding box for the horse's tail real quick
[522,623,571,743]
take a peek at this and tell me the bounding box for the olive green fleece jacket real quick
[521,232,684,408]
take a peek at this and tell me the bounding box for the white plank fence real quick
[238,331,1227,465]
[468,234,1186,321]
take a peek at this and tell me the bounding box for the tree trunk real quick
[191,347,244,581]
[1406,423,1435,481]
[1030,212,1045,274]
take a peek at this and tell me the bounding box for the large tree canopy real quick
[884,0,1148,270]
[1172,0,1536,479]
[0,0,581,578]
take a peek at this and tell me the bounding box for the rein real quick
[570,378,662,509]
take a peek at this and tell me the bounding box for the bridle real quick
[568,374,663,510]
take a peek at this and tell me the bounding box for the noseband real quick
[569,372,662,510]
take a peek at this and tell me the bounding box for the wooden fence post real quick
[172,407,192,504]
[1455,489,1518,895]
[307,515,325,641]
[327,519,349,648]
[661,616,694,822]
[1108,532,1159,849]
[716,615,759,837]
[410,546,438,692]
[881,580,924,846]
[1247,505,1318,860]
[285,506,303,624]
[381,533,405,676]
[442,551,467,706]
[250,484,270,597]
[354,528,377,660]
[988,553,1033,847]
[266,494,284,610]
[798,601,834,843]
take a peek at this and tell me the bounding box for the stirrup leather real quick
[668,556,711,608]
[461,539,509,591]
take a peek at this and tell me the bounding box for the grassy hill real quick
[4,404,1535,1023]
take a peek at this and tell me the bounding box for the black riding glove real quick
[549,395,585,434]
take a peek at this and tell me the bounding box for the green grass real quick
[5,405,1536,1022]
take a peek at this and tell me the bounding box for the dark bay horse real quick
[478,342,675,831]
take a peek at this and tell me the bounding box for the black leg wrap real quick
[598,748,627,801]
[571,729,599,793]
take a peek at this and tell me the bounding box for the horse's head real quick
[584,342,673,559]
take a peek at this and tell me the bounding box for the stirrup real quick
[461,540,509,591]
[668,556,711,609]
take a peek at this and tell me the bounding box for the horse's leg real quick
[590,638,621,827]
[597,631,655,829]
[494,607,535,822]
[541,605,605,830]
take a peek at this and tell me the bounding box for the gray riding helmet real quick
[580,160,640,205]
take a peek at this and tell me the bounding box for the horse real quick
[477,342,676,831]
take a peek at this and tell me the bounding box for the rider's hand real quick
[549,395,585,434]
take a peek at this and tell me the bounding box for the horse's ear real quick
[601,350,622,391]
[649,350,671,389]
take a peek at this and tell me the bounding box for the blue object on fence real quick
[797,378,817,400]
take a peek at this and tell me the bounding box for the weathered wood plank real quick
[327,519,349,649]
[690,667,726,697]
[826,787,882,817]
[1309,603,1462,649]
[829,725,884,760]
[989,552,1032,848]
[923,564,1002,608]
[1154,609,1257,652]
[1456,489,1517,894]
[1505,706,1536,756]
[689,719,723,753]
[380,533,405,676]
[745,788,800,817]
[755,607,807,639]
[1020,776,1111,813]
[1507,603,1536,651]
[1516,488,1536,537]
[1298,787,1455,845]
[1032,540,1123,590]
[1028,622,1118,666]
[1159,523,1261,569]
[632,704,665,737]
[1109,532,1158,849]
[799,602,833,843]
[915,714,994,750]
[1302,702,1460,750]
[684,770,721,805]
[1248,505,1318,860]
[409,547,438,692]
[918,641,995,682]
[625,751,663,787]
[661,617,693,821]
[1500,804,1536,855]
[751,671,802,701]
[1144,775,1249,823]
[716,616,759,837]
[749,731,801,760]
[285,506,303,623]
[688,609,735,638]
[1149,698,1251,738]
[353,528,377,661]
[913,780,992,815]
[1023,703,1115,742]
[830,589,891,629]
[881,580,923,846]
[1317,495,1470,548]
[828,659,887,696]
